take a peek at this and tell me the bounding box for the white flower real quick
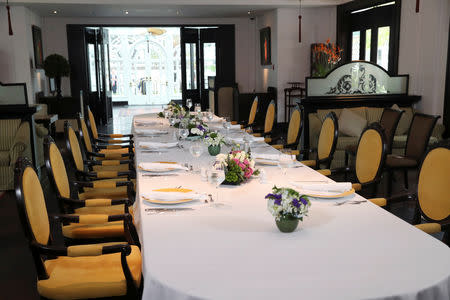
[191,128,203,136]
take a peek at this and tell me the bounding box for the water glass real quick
[208,167,226,206]
[169,117,176,126]
[189,142,204,172]
[223,116,232,133]
[206,109,214,121]
[278,154,295,176]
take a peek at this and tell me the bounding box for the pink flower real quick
[244,168,254,178]
[238,162,246,170]
[243,159,249,165]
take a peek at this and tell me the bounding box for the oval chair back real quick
[379,108,404,154]
[77,116,94,153]
[248,96,258,126]
[317,112,339,167]
[417,142,450,223]
[355,123,387,185]
[404,113,440,162]
[44,136,71,201]
[14,157,50,279]
[64,121,86,174]
[264,100,276,134]
[86,106,99,140]
[286,105,303,146]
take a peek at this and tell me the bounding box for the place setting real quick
[141,187,209,214]
[138,161,188,177]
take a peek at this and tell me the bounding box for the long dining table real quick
[132,113,450,300]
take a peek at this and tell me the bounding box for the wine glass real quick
[278,153,295,176]
[189,141,204,172]
[206,109,214,121]
[208,166,226,207]
[223,116,231,134]
[186,99,193,111]
[168,117,176,126]
[194,103,202,113]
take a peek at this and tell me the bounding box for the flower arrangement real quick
[311,39,343,77]
[158,101,187,118]
[216,150,259,184]
[266,186,310,222]
[190,124,208,136]
[204,131,225,147]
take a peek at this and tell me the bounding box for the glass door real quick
[200,28,217,110]
[181,28,200,107]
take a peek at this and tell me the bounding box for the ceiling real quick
[10,0,351,18]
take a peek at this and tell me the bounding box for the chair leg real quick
[387,169,393,198]
[403,169,409,190]
[412,202,421,225]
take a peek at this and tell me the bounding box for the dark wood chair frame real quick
[14,157,141,299]
[252,99,276,138]
[327,122,387,198]
[269,105,304,150]
[386,113,440,196]
[345,107,404,166]
[300,111,339,169]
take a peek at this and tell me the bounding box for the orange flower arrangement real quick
[312,39,343,77]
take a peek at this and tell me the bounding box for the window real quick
[337,0,400,74]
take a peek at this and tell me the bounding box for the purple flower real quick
[274,199,281,205]
[300,197,308,206]
[292,198,300,208]
[197,124,206,132]
[265,193,282,205]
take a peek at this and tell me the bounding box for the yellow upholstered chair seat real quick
[99,147,130,155]
[38,245,141,300]
[369,198,387,207]
[301,160,316,167]
[74,204,134,217]
[79,186,128,200]
[272,144,283,150]
[352,183,362,191]
[92,164,130,172]
[317,169,331,176]
[62,221,124,239]
[415,223,442,234]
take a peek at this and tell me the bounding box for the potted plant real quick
[266,186,311,233]
[204,131,225,155]
[43,54,70,98]
[311,39,343,77]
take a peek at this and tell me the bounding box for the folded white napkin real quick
[250,136,265,142]
[134,119,159,125]
[291,182,352,193]
[134,128,168,135]
[230,124,242,130]
[139,141,178,149]
[138,162,187,172]
[142,191,206,202]
[252,153,280,161]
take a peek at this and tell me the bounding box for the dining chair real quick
[44,136,134,215]
[270,105,303,154]
[65,122,135,191]
[385,113,440,196]
[318,123,387,197]
[86,105,133,146]
[252,100,276,140]
[345,107,404,166]
[234,96,258,129]
[369,141,450,246]
[300,111,339,170]
[14,157,142,299]
[78,116,134,171]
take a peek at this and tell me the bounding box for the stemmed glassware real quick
[194,103,202,113]
[206,109,214,121]
[278,153,296,176]
[178,122,189,149]
[223,116,231,134]
[208,165,226,207]
[189,141,204,172]
[168,117,176,126]
[186,99,193,111]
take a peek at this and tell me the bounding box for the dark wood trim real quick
[443,21,450,138]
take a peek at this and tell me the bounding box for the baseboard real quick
[113,101,128,106]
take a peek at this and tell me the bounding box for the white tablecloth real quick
[132,113,450,300]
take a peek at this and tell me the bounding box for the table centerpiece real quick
[266,186,311,233]
[204,131,225,155]
[215,150,259,185]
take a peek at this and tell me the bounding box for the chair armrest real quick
[58,196,130,207]
[96,144,133,150]
[86,170,133,179]
[10,121,30,167]
[95,138,133,145]
[51,213,132,224]
[31,240,130,257]
[86,159,133,167]
[74,179,132,189]
[86,151,132,159]
[98,133,133,138]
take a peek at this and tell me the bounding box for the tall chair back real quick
[44,136,71,201]
[379,108,403,154]
[248,96,258,126]
[317,112,339,165]
[86,106,99,140]
[355,123,387,184]
[77,116,94,153]
[417,143,450,223]
[264,100,276,134]
[286,106,303,145]
[64,121,86,173]
[404,113,440,162]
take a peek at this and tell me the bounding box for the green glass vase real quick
[275,215,299,233]
[208,145,221,156]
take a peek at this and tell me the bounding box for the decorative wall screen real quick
[306,62,408,97]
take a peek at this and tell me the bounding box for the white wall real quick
[398,0,449,119]
[0,6,45,104]
[42,16,256,96]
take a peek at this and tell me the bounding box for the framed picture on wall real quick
[32,25,44,69]
[260,27,271,65]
